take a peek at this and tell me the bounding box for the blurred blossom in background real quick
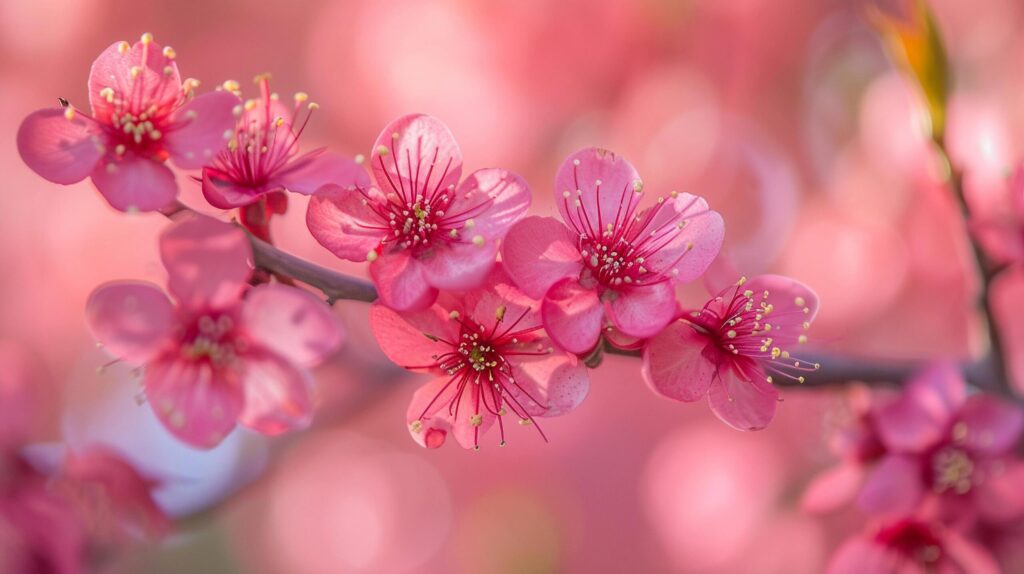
[2,0,1024,572]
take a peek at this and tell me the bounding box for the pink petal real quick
[642,321,717,402]
[554,147,640,234]
[90,154,177,212]
[605,282,677,338]
[975,460,1024,523]
[742,275,820,345]
[800,461,867,514]
[88,39,181,123]
[17,108,104,185]
[826,537,901,574]
[201,167,262,209]
[419,241,497,291]
[406,377,494,450]
[876,364,965,452]
[955,395,1024,455]
[603,326,646,351]
[368,302,456,370]
[370,114,462,201]
[306,181,383,262]
[159,214,252,310]
[501,216,584,299]
[639,192,725,283]
[85,281,175,365]
[242,284,344,368]
[144,356,244,449]
[455,265,541,333]
[275,151,366,195]
[370,249,438,311]
[510,349,590,417]
[941,529,1001,574]
[165,91,240,169]
[237,349,314,436]
[445,168,531,241]
[541,277,604,355]
[706,365,779,431]
[856,454,924,516]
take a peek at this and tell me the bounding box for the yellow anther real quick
[140,32,154,44]
[130,66,141,79]
[798,335,808,344]
[294,92,309,103]
[409,420,423,433]
[794,296,806,307]
[376,145,389,156]
[117,41,130,54]
[63,107,76,121]
[366,250,378,262]
[162,46,176,59]
[222,80,240,92]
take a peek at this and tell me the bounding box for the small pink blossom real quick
[368,266,589,450]
[642,275,820,430]
[827,518,999,574]
[501,147,724,354]
[307,114,531,311]
[17,33,238,212]
[85,214,344,448]
[201,75,361,210]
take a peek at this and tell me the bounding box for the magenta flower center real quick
[179,312,244,369]
[875,520,944,565]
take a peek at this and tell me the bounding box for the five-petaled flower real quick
[85,214,344,448]
[501,147,724,355]
[17,33,239,212]
[642,275,820,430]
[369,267,590,450]
[306,114,531,311]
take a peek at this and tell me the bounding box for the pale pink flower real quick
[642,275,819,430]
[368,267,589,450]
[971,162,1024,266]
[307,114,531,311]
[501,147,724,354]
[857,364,1024,523]
[17,33,238,212]
[827,518,999,574]
[201,76,362,210]
[85,214,344,448]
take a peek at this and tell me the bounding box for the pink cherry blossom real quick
[201,75,362,210]
[501,147,724,355]
[307,114,531,311]
[971,162,1024,266]
[642,275,820,430]
[827,518,999,574]
[857,364,1024,523]
[85,214,344,448]
[368,266,589,450]
[17,33,238,212]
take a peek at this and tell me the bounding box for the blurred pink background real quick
[3,0,1024,571]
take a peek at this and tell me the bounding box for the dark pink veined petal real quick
[706,365,779,431]
[90,154,177,212]
[856,454,924,516]
[242,284,344,368]
[875,364,965,452]
[605,282,677,338]
[370,249,438,311]
[88,39,181,123]
[406,376,495,450]
[541,277,604,355]
[17,108,104,185]
[306,181,383,262]
[368,302,455,371]
[237,348,315,436]
[144,355,244,449]
[742,275,820,346]
[955,395,1024,455]
[638,192,725,283]
[445,168,531,242]
[370,114,462,202]
[974,460,1024,523]
[159,213,252,310]
[275,152,366,195]
[501,216,584,299]
[419,240,498,291]
[825,536,901,574]
[554,147,641,237]
[165,91,239,169]
[642,321,716,402]
[85,281,175,365]
[800,461,867,514]
[510,349,590,417]
[201,167,262,209]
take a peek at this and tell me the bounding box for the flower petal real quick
[406,376,495,450]
[159,213,252,310]
[510,349,590,417]
[88,39,181,123]
[201,167,262,209]
[17,108,104,185]
[642,321,716,402]
[856,454,924,516]
[541,277,604,355]
[956,395,1024,455]
[242,284,344,368]
[800,461,867,514]
[275,151,366,195]
[144,356,244,449]
[876,364,965,452]
[501,216,584,299]
[419,241,497,291]
[91,154,177,212]
[605,282,677,338]
[85,281,175,365]
[237,349,314,436]
[941,529,1001,574]
[370,249,438,311]
[825,536,900,574]
[368,302,455,371]
[165,91,240,169]
[975,460,1024,523]
[445,168,531,242]
[306,181,383,262]
[370,114,462,201]
[706,366,779,431]
[638,192,725,283]
[555,147,641,235]
[741,275,820,346]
